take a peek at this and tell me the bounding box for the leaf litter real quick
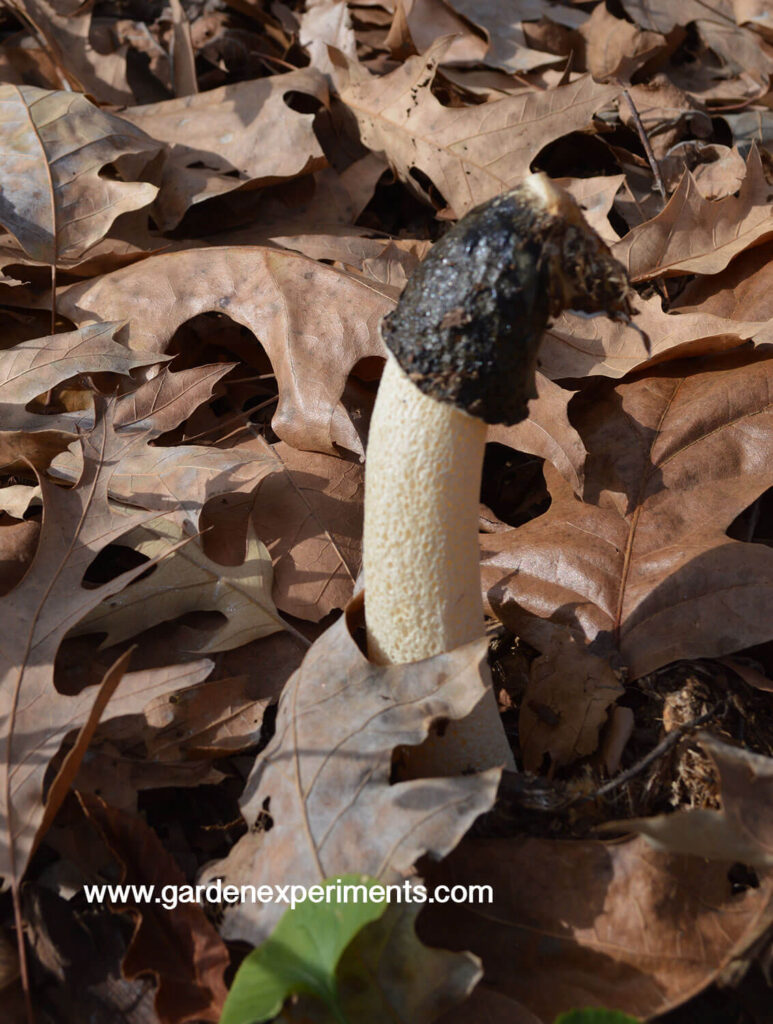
[0,0,772,1022]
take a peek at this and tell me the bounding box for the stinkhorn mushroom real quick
[363,173,632,776]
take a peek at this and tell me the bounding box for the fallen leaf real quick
[202,606,499,946]
[51,435,278,529]
[340,41,619,218]
[0,322,159,431]
[604,733,773,865]
[519,633,624,772]
[5,0,134,104]
[540,291,769,381]
[611,148,773,281]
[122,69,328,229]
[676,238,773,321]
[73,517,285,653]
[0,85,159,265]
[488,372,588,497]
[0,399,176,889]
[251,441,364,621]
[580,3,667,82]
[57,246,395,453]
[420,832,773,1021]
[79,793,229,1024]
[446,0,581,74]
[482,349,773,679]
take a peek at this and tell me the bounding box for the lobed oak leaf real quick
[5,0,134,104]
[201,605,499,947]
[482,349,773,680]
[72,517,284,653]
[421,830,773,1021]
[251,441,364,622]
[57,246,395,453]
[540,291,769,380]
[444,0,582,74]
[611,147,773,281]
[340,40,619,218]
[121,69,328,229]
[51,438,277,530]
[519,632,624,772]
[0,399,189,890]
[79,794,229,1024]
[0,85,159,266]
[488,372,588,496]
[604,734,773,866]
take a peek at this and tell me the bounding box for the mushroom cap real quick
[381,173,632,425]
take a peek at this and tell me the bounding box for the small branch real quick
[571,702,723,806]
[618,83,667,204]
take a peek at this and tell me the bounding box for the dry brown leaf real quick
[142,673,280,760]
[122,69,328,229]
[519,632,624,772]
[73,517,284,653]
[482,349,773,680]
[57,246,395,453]
[79,793,229,1024]
[272,234,431,291]
[619,0,734,34]
[6,0,134,104]
[385,0,487,66]
[0,322,157,416]
[421,831,773,1021]
[676,238,773,321]
[556,175,625,245]
[202,605,499,946]
[488,372,587,497]
[0,399,185,890]
[0,85,159,266]
[340,40,619,218]
[540,290,769,380]
[612,147,773,281]
[446,0,582,73]
[168,0,197,98]
[606,734,773,865]
[580,2,667,81]
[51,437,276,530]
[251,441,364,621]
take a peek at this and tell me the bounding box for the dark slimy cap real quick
[381,174,633,425]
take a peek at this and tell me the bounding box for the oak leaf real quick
[612,147,773,281]
[0,85,159,266]
[340,41,619,218]
[5,0,134,104]
[57,246,395,453]
[202,605,499,947]
[607,734,773,866]
[73,517,284,653]
[122,69,328,229]
[482,349,773,679]
[540,291,769,380]
[421,831,773,1021]
[0,400,186,890]
[80,793,229,1024]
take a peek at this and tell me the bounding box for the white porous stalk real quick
[364,354,516,775]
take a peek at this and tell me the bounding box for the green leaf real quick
[219,874,388,1024]
[554,1010,640,1024]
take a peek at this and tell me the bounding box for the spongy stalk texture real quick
[365,355,486,663]
[364,356,515,774]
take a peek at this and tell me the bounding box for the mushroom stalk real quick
[363,173,632,777]
[364,355,510,774]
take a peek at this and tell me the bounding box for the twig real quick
[618,83,667,204]
[570,703,723,806]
